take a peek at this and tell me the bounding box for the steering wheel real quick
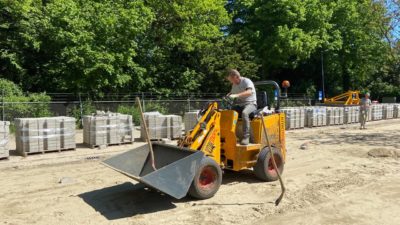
[220,97,234,110]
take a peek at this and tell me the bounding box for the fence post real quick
[187,94,191,112]
[2,89,4,121]
[79,93,83,127]
[141,92,145,112]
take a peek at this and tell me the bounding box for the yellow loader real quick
[103,80,286,199]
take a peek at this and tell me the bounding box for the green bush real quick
[68,100,96,128]
[0,79,52,121]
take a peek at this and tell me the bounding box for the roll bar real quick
[254,80,282,111]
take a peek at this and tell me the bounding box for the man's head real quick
[226,69,241,85]
[365,92,370,99]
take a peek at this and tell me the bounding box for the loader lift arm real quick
[179,102,219,151]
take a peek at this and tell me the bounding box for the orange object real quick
[282,80,290,88]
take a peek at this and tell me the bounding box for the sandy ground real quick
[0,120,399,225]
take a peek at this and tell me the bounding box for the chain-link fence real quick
[1,92,313,130]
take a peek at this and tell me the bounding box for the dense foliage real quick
[0,0,399,98]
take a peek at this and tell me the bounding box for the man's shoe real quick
[240,137,249,145]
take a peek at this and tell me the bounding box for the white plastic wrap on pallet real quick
[166,115,183,138]
[141,112,183,140]
[370,104,384,121]
[84,113,134,146]
[15,117,76,155]
[306,107,327,127]
[344,106,360,124]
[394,104,400,118]
[281,107,305,129]
[327,107,344,125]
[184,111,200,132]
[0,121,10,159]
[382,104,394,119]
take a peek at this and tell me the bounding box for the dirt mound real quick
[368,148,399,159]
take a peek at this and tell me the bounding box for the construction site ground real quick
[1,120,399,225]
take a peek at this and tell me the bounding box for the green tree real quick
[135,0,231,94]
[36,0,154,93]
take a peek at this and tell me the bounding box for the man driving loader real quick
[226,69,257,145]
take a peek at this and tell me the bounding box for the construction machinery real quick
[102,81,286,200]
[323,90,360,106]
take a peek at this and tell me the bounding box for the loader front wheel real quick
[254,147,284,182]
[188,157,222,199]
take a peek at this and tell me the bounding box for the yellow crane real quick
[324,90,360,105]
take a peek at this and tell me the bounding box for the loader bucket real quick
[102,143,204,199]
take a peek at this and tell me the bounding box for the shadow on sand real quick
[79,182,183,220]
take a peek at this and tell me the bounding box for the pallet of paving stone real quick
[344,106,360,124]
[118,114,134,143]
[15,117,76,156]
[0,121,10,160]
[281,107,305,130]
[166,115,183,139]
[184,111,200,132]
[141,112,183,140]
[306,107,327,127]
[326,107,344,126]
[382,104,394,119]
[370,104,384,121]
[394,104,400,118]
[83,113,134,148]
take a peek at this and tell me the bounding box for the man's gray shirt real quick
[360,98,371,112]
[230,77,257,106]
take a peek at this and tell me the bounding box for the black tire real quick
[253,147,284,181]
[188,157,222,199]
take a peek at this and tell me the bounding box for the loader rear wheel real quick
[254,147,284,182]
[188,157,222,199]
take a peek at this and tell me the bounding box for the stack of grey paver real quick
[281,107,305,129]
[326,107,344,125]
[394,104,400,118]
[141,112,164,140]
[141,112,183,140]
[306,107,327,127]
[83,113,134,147]
[371,104,384,121]
[344,106,360,124]
[382,104,394,119]
[15,117,76,156]
[184,110,200,132]
[118,114,134,143]
[166,115,183,139]
[0,121,10,159]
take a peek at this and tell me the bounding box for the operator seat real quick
[249,91,268,119]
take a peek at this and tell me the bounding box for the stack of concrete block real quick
[166,115,183,139]
[184,110,200,132]
[281,107,305,129]
[383,104,394,119]
[59,117,76,150]
[344,106,360,124]
[394,104,400,118]
[306,107,327,127]
[141,112,164,140]
[15,117,76,156]
[118,114,134,143]
[371,104,384,121]
[83,116,107,146]
[326,107,344,125]
[0,121,10,159]
[83,113,134,147]
[141,112,183,140]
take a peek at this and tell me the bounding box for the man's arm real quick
[234,88,253,98]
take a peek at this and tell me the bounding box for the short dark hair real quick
[227,69,240,77]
